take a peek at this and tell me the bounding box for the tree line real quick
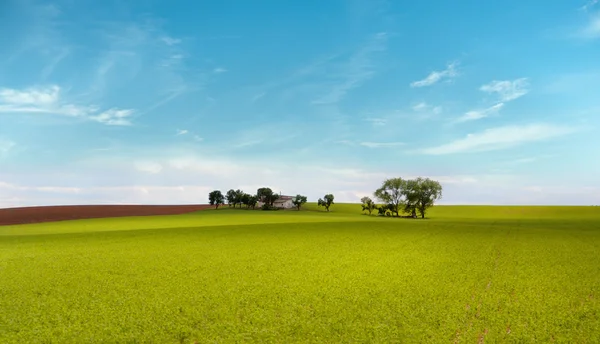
[362,177,442,218]
[207,177,441,218]
[208,187,312,211]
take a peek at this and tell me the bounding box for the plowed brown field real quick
[0,204,215,226]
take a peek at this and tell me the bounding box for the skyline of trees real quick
[208,177,442,217]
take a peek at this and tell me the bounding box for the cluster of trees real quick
[207,177,441,218]
[208,187,310,211]
[361,177,442,218]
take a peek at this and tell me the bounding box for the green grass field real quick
[1,204,599,343]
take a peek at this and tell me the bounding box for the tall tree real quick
[292,194,308,210]
[233,189,245,208]
[412,177,443,218]
[257,187,279,207]
[361,196,377,215]
[208,190,225,209]
[374,178,407,217]
[317,194,335,212]
[226,189,236,207]
[241,193,251,208]
[247,195,258,209]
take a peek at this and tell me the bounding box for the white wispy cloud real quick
[89,109,134,126]
[412,102,443,114]
[160,36,181,46]
[456,103,504,122]
[360,141,405,148]
[311,32,388,105]
[410,62,459,88]
[364,117,387,126]
[176,129,188,135]
[213,67,228,73]
[234,140,264,148]
[480,78,529,101]
[193,135,204,142]
[0,85,60,105]
[420,124,577,155]
[0,85,134,126]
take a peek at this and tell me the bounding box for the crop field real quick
[1,204,599,343]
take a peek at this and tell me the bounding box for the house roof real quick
[274,195,294,203]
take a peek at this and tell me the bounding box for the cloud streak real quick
[456,103,504,122]
[410,62,459,88]
[360,141,405,148]
[0,85,134,126]
[420,123,577,155]
[480,78,529,101]
[311,32,388,104]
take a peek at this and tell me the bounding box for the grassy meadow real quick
[1,204,599,343]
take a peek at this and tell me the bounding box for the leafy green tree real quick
[241,193,251,208]
[257,187,279,207]
[374,178,407,217]
[208,190,225,209]
[226,189,236,207]
[292,195,308,210]
[403,179,420,218]
[233,189,245,208]
[361,196,377,215]
[411,177,443,218]
[317,194,335,212]
[247,195,258,209]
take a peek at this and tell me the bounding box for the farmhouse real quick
[257,195,295,209]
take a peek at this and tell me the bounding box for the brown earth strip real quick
[0,204,216,226]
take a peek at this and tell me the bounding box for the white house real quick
[257,195,295,209]
[273,195,295,209]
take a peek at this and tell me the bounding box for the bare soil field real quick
[0,204,215,226]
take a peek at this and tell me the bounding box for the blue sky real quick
[1,0,599,207]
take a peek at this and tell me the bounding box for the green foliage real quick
[233,189,245,208]
[404,178,443,218]
[2,206,600,342]
[247,195,258,209]
[292,195,308,210]
[240,193,250,208]
[360,196,377,215]
[374,177,443,218]
[317,194,335,212]
[226,189,236,207]
[257,187,279,207]
[208,190,225,209]
[374,178,406,217]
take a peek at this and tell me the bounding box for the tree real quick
[233,189,245,208]
[412,177,443,219]
[240,193,251,208]
[208,190,225,209]
[247,195,258,209]
[361,196,377,215]
[374,178,407,217]
[292,194,307,210]
[317,194,335,212]
[226,189,236,207]
[403,179,420,218]
[257,187,279,207]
